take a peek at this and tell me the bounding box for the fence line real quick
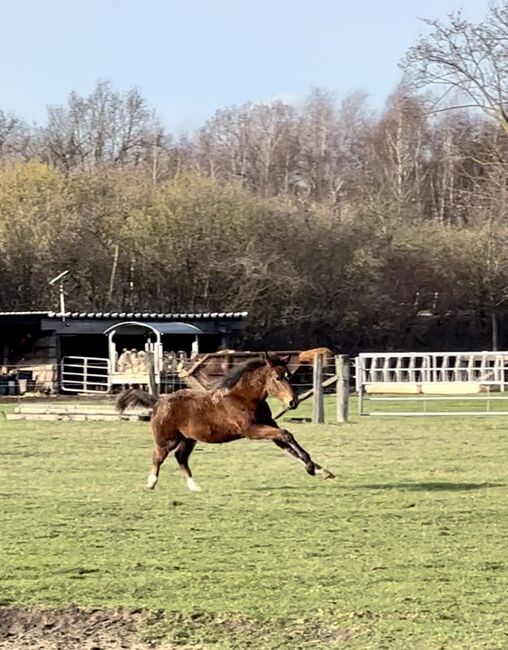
[356,351,508,390]
[1,353,347,422]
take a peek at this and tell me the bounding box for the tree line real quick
[0,4,506,352]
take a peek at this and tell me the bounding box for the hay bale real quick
[420,382,484,395]
[365,382,421,395]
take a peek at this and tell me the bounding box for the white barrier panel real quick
[355,351,508,416]
[356,352,507,390]
[61,356,111,393]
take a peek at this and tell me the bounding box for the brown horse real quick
[287,347,333,375]
[117,354,334,491]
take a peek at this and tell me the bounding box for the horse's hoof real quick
[186,478,202,492]
[146,474,158,490]
[316,468,335,480]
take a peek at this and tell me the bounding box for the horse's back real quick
[298,347,332,364]
[152,387,254,444]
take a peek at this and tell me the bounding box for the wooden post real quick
[312,353,325,424]
[147,351,159,398]
[335,355,349,423]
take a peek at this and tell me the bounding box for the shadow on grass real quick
[357,481,504,491]
[252,485,312,492]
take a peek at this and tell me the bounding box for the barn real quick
[0,310,247,395]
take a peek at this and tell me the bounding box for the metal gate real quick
[355,351,508,416]
[61,356,111,393]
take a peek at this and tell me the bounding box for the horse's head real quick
[263,353,298,410]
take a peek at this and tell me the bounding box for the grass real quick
[1,397,508,648]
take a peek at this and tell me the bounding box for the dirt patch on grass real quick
[0,607,355,649]
[0,607,165,650]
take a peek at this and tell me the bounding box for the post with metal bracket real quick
[336,355,349,423]
[312,353,325,424]
[147,351,159,398]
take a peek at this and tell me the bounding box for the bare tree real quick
[297,88,341,201]
[0,111,32,160]
[401,3,508,132]
[358,86,430,225]
[194,101,298,195]
[39,81,157,170]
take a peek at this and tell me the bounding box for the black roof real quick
[0,310,247,320]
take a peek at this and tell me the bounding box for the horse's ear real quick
[263,351,274,364]
[280,354,291,366]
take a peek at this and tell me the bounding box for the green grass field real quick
[1,398,508,648]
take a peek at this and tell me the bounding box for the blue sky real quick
[1,0,490,131]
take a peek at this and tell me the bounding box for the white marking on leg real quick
[146,473,158,489]
[186,477,201,492]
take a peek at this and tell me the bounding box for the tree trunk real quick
[491,311,499,351]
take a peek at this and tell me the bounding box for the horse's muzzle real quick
[288,398,298,410]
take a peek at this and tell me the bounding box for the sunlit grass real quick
[1,402,507,648]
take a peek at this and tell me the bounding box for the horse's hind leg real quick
[146,440,179,489]
[174,439,200,492]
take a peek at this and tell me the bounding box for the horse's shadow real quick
[253,485,318,492]
[357,481,504,492]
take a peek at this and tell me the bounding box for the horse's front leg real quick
[258,412,330,474]
[245,425,334,479]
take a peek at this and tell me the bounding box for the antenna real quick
[49,270,70,322]
[49,270,69,286]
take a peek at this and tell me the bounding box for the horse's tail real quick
[116,388,159,413]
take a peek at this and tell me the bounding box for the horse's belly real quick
[181,417,245,444]
[212,430,244,443]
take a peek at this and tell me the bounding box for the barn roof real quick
[103,321,203,336]
[0,310,248,320]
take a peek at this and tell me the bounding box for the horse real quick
[287,347,333,375]
[116,353,335,492]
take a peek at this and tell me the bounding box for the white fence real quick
[355,351,508,416]
[356,351,508,388]
[61,356,111,393]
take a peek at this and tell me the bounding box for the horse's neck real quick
[228,370,267,405]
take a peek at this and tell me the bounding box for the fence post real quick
[336,355,349,423]
[83,357,88,393]
[312,353,325,424]
[147,351,159,398]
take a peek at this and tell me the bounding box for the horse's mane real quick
[219,356,286,390]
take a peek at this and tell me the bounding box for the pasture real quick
[1,398,507,649]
